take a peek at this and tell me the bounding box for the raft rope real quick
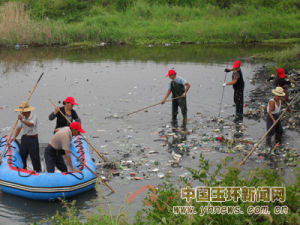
[64,171,84,180]
[6,144,36,177]
[1,136,87,180]
[73,136,86,171]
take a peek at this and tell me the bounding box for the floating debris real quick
[148,151,159,154]
[158,173,165,179]
[130,172,136,177]
[150,168,159,172]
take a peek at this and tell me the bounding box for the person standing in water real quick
[266,87,288,147]
[224,60,245,123]
[49,96,81,133]
[161,69,190,128]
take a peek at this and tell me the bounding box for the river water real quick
[0,45,298,224]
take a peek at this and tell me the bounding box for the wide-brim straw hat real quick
[272,87,285,97]
[14,101,35,112]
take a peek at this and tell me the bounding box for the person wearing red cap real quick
[49,96,81,132]
[161,69,190,127]
[224,60,245,123]
[44,122,85,173]
[274,68,291,102]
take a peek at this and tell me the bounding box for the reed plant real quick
[0,1,300,45]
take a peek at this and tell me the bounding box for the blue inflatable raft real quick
[0,135,97,200]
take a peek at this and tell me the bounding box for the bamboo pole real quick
[67,150,115,193]
[126,96,183,116]
[240,92,300,166]
[218,71,228,117]
[49,99,107,162]
[0,73,44,164]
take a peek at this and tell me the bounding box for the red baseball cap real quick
[233,60,241,69]
[64,96,78,105]
[277,68,285,79]
[165,69,176,77]
[70,121,85,133]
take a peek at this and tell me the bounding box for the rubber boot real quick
[171,119,178,129]
[181,115,187,130]
[275,133,282,145]
[266,135,272,147]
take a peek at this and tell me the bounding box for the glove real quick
[222,83,227,87]
[225,68,231,72]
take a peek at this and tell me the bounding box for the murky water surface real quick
[0,45,298,224]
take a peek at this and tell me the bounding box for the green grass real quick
[262,38,300,45]
[134,154,300,225]
[254,44,300,70]
[38,186,130,225]
[0,1,300,46]
[39,154,300,225]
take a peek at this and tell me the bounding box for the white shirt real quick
[267,99,281,114]
[49,127,72,150]
[17,113,38,135]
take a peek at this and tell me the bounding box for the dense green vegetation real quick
[40,154,300,225]
[254,44,300,70]
[0,0,300,45]
[134,154,300,225]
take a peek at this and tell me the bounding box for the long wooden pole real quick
[218,71,228,117]
[240,92,300,166]
[0,73,44,164]
[49,99,107,162]
[126,96,183,116]
[67,150,115,193]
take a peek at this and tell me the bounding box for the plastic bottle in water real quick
[256,154,262,163]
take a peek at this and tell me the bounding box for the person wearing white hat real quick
[10,101,41,172]
[266,87,288,147]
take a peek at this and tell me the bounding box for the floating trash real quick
[96,129,106,132]
[148,151,159,154]
[158,173,165,179]
[130,172,136,177]
[172,151,182,163]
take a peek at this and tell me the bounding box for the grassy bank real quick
[0,1,300,45]
[254,44,300,70]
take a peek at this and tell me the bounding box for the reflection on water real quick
[0,188,97,225]
[0,44,285,74]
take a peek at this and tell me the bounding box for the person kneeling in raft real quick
[44,122,85,173]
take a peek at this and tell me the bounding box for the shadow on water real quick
[0,188,97,224]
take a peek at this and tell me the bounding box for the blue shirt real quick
[168,76,187,90]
